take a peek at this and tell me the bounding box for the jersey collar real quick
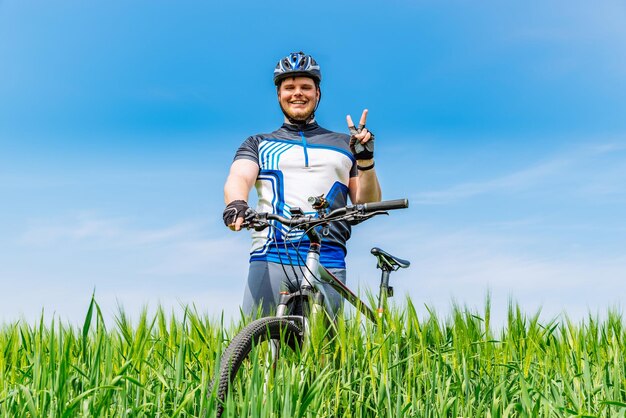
[281,121,320,132]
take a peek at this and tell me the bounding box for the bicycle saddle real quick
[371,247,411,271]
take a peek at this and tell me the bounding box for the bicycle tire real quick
[211,316,303,417]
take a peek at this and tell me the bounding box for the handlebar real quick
[361,199,409,212]
[243,198,409,231]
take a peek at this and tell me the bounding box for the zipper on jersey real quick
[299,130,310,168]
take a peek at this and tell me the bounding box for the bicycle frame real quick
[274,233,391,324]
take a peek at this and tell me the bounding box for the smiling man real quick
[223,51,382,316]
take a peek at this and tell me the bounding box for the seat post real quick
[371,247,409,317]
[377,269,393,317]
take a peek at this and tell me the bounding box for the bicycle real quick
[211,196,410,417]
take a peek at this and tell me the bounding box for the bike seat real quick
[371,247,411,271]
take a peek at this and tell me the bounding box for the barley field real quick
[1,297,625,417]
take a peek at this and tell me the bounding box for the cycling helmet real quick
[273,52,321,86]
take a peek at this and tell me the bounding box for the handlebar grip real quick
[362,199,409,212]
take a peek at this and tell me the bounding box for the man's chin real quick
[282,107,314,122]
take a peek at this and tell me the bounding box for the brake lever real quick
[346,210,389,225]
[242,209,269,231]
[251,221,269,232]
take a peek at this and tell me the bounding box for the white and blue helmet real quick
[273,52,321,86]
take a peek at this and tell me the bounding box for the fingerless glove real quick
[223,200,249,226]
[349,125,375,160]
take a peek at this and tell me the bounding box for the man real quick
[223,51,381,316]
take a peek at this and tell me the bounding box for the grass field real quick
[1,297,625,417]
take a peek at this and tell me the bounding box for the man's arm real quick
[224,159,259,231]
[348,162,382,204]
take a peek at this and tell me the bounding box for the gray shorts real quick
[242,261,346,317]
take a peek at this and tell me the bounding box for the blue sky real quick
[1,0,625,326]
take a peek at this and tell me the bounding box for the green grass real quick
[1,296,625,417]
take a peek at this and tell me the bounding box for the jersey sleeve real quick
[233,136,259,165]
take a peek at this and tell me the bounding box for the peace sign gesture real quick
[347,109,375,161]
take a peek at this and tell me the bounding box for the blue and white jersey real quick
[234,122,357,269]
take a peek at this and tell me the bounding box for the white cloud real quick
[20,213,202,247]
[412,141,626,204]
[17,212,256,277]
[4,208,625,327]
[346,223,626,327]
[587,142,626,153]
[413,158,569,204]
[142,237,250,277]
[2,213,253,325]
[0,282,246,327]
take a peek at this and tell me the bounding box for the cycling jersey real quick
[234,122,357,269]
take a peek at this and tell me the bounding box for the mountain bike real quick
[211,196,410,417]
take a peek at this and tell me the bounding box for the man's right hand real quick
[223,200,250,231]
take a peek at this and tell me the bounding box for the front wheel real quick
[210,316,303,417]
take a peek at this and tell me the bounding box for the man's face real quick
[278,77,320,121]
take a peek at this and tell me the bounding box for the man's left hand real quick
[347,109,375,161]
